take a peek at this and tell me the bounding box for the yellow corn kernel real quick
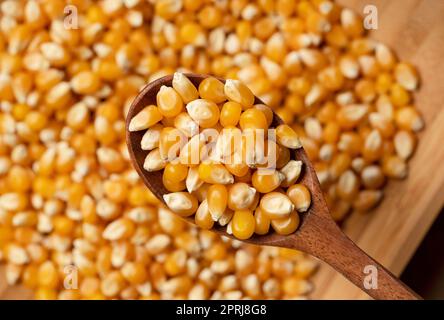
[325,24,348,47]
[227,183,257,211]
[236,20,252,44]
[375,43,396,69]
[253,17,276,40]
[318,66,344,91]
[254,207,271,235]
[390,83,410,107]
[336,104,368,129]
[101,271,126,298]
[395,107,424,132]
[66,60,90,77]
[276,124,302,149]
[287,184,311,212]
[280,160,303,187]
[341,8,364,37]
[157,85,184,118]
[198,5,223,29]
[186,99,220,128]
[66,102,90,130]
[260,192,294,219]
[45,82,72,110]
[199,77,226,103]
[97,147,125,173]
[362,129,383,162]
[336,170,360,201]
[368,112,395,138]
[394,63,418,91]
[382,155,407,179]
[353,190,383,212]
[321,122,339,144]
[224,79,255,109]
[252,170,284,193]
[128,105,163,132]
[173,112,198,138]
[143,148,166,172]
[22,264,39,289]
[232,209,255,240]
[355,79,376,103]
[38,261,59,289]
[338,132,361,157]
[163,192,198,217]
[52,215,75,236]
[220,101,242,127]
[225,160,250,178]
[195,199,214,230]
[121,262,147,285]
[165,249,188,276]
[361,165,385,189]
[394,130,416,160]
[163,163,188,183]
[7,166,32,192]
[103,179,128,204]
[329,152,351,180]
[97,58,124,81]
[172,72,199,104]
[156,0,183,20]
[198,162,234,185]
[179,22,206,46]
[207,184,228,221]
[0,192,29,211]
[276,144,291,169]
[239,108,268,131]
[70,70,101,95]
[271,211,300,236]
[163,174,186,192]
[79,277,100,298]
[375,73,393,94]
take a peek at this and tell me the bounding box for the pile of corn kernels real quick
[0,0,422,299]
[129,73,312,240]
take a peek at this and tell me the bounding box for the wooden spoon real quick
[126,73,421,300]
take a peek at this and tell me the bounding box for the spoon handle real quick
[294,215,421,300]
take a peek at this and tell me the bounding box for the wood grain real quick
[312,0,444,299]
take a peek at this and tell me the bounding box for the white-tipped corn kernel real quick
[280,160,303,187]
[172,72,199,104]
[186,167,203,193]
[260,192,294,219]
[143,148,166,172]
[129,105,163,132]
[227,183,257,211]
[224,79,254,108]
[394,130,415,160]
[186,99,220,128]
[163,192,198,217]
[141,124,162,151]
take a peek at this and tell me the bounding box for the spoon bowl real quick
[126,73,421,300]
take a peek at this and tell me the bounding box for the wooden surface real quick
[312,0,444,299]
[2,0,444,300]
